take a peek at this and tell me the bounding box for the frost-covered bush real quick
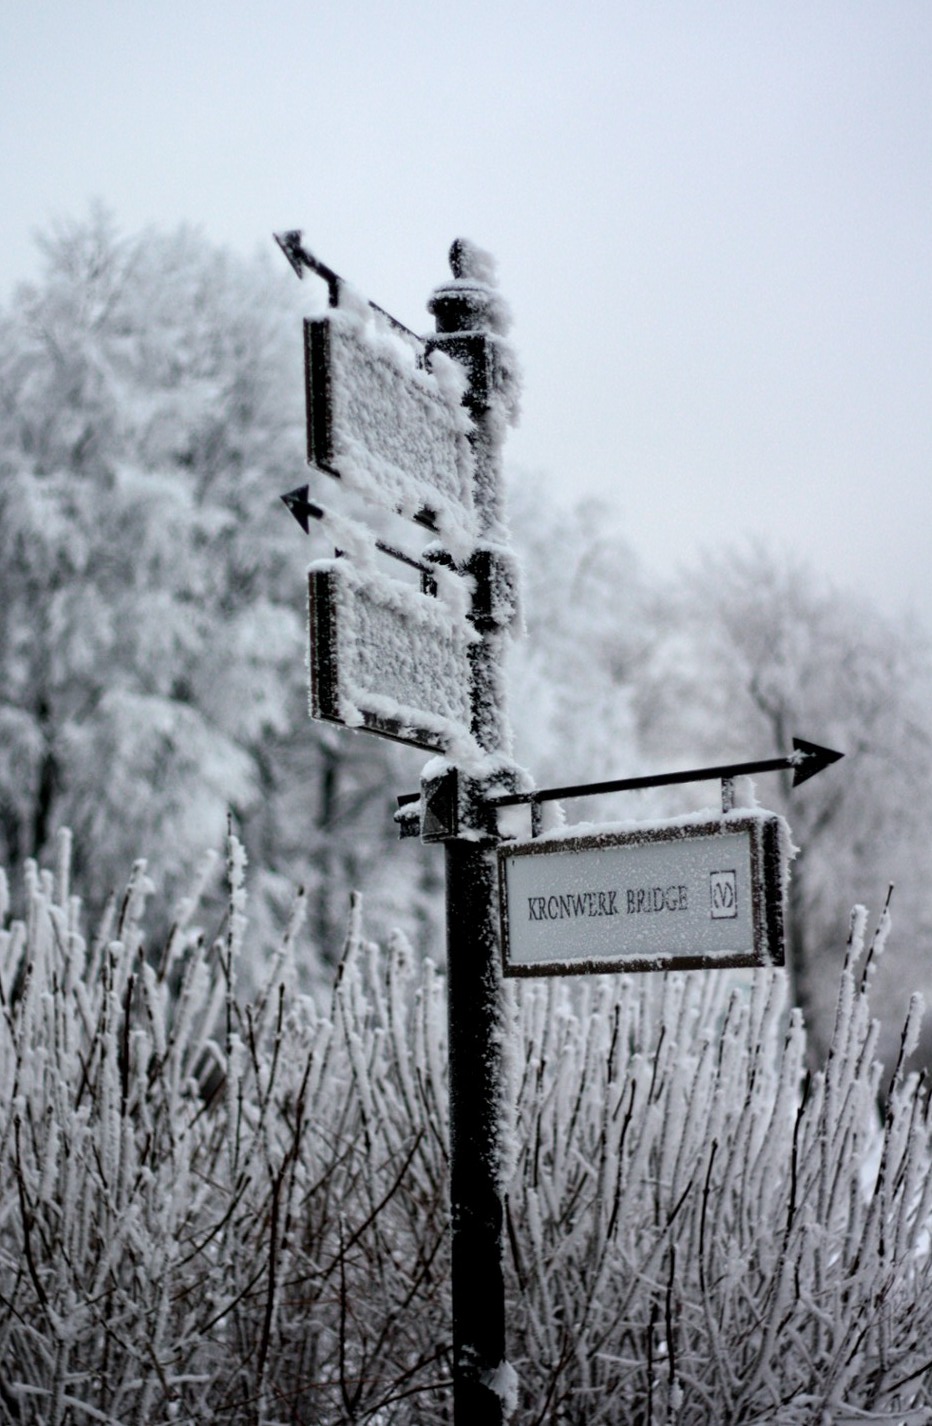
[0,835,451,1425]
[1,837,931,1423]
[506,917,932,1424]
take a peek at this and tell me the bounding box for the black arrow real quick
[396,737,845,811]
[280,484,323,535]
[781,737,846,787]
[485,738,844,809]
[274,230,342,304]
[274,230,423,343]
[280,484,441,586]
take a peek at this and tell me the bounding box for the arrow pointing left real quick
[279,485,442,587]
[281,484,321,535]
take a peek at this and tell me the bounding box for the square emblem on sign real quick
[710,870,738,919]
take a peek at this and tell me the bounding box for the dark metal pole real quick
[427,241,519,1424]
[444,839,508,1420]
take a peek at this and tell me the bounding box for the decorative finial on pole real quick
[429,237,513,340]
[449,237,498,285]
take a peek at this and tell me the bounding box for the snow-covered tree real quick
[506,474,650,810]
[631,545,932,1060]
[0,207,434,968]
[5,207,930,1037]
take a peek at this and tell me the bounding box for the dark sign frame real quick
[498,813,786,977]
[304,317,338,476]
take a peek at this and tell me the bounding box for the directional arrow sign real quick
[309,561,475,754]
[280,485,442,589]
[303,308,477,544]
[499,811,788,977]
[782,738,845,787]
[280,484,322,535]
[490,738,844,808]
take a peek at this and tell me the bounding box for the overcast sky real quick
[5,1,932,627]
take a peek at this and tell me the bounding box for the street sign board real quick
[305,309,476,543]
[498,812,786,976]
[309,560,475,754]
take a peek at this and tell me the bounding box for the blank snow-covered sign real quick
[309,560,475,754]
[499,813,787,976]
[305,307,476,545]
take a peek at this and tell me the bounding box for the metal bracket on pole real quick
[405,766,524,844]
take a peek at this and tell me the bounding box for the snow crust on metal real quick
[305,302,477,552]
[309,558,477,756]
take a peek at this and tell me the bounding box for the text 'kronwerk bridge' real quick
[499,815,786,976]
[526,886,693,921]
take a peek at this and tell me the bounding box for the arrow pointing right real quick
[481,736,845,809]
[396,737,845,814]
[789,737,845,787]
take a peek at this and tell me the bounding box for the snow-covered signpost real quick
[276,231,844,1424]
[277,231,522,1424]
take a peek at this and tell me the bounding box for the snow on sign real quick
[304,306,476,545]
[498,812,787,976]
[308,559,475,754]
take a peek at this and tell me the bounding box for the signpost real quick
[276,231,844,1425]
[280,233,518,1423]
[499,812,786,977]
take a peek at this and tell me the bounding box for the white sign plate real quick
[309,562,475,754]
[498,814,786,976]
[305,311,476,544]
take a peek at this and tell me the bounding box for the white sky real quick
[4,1,932,627]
